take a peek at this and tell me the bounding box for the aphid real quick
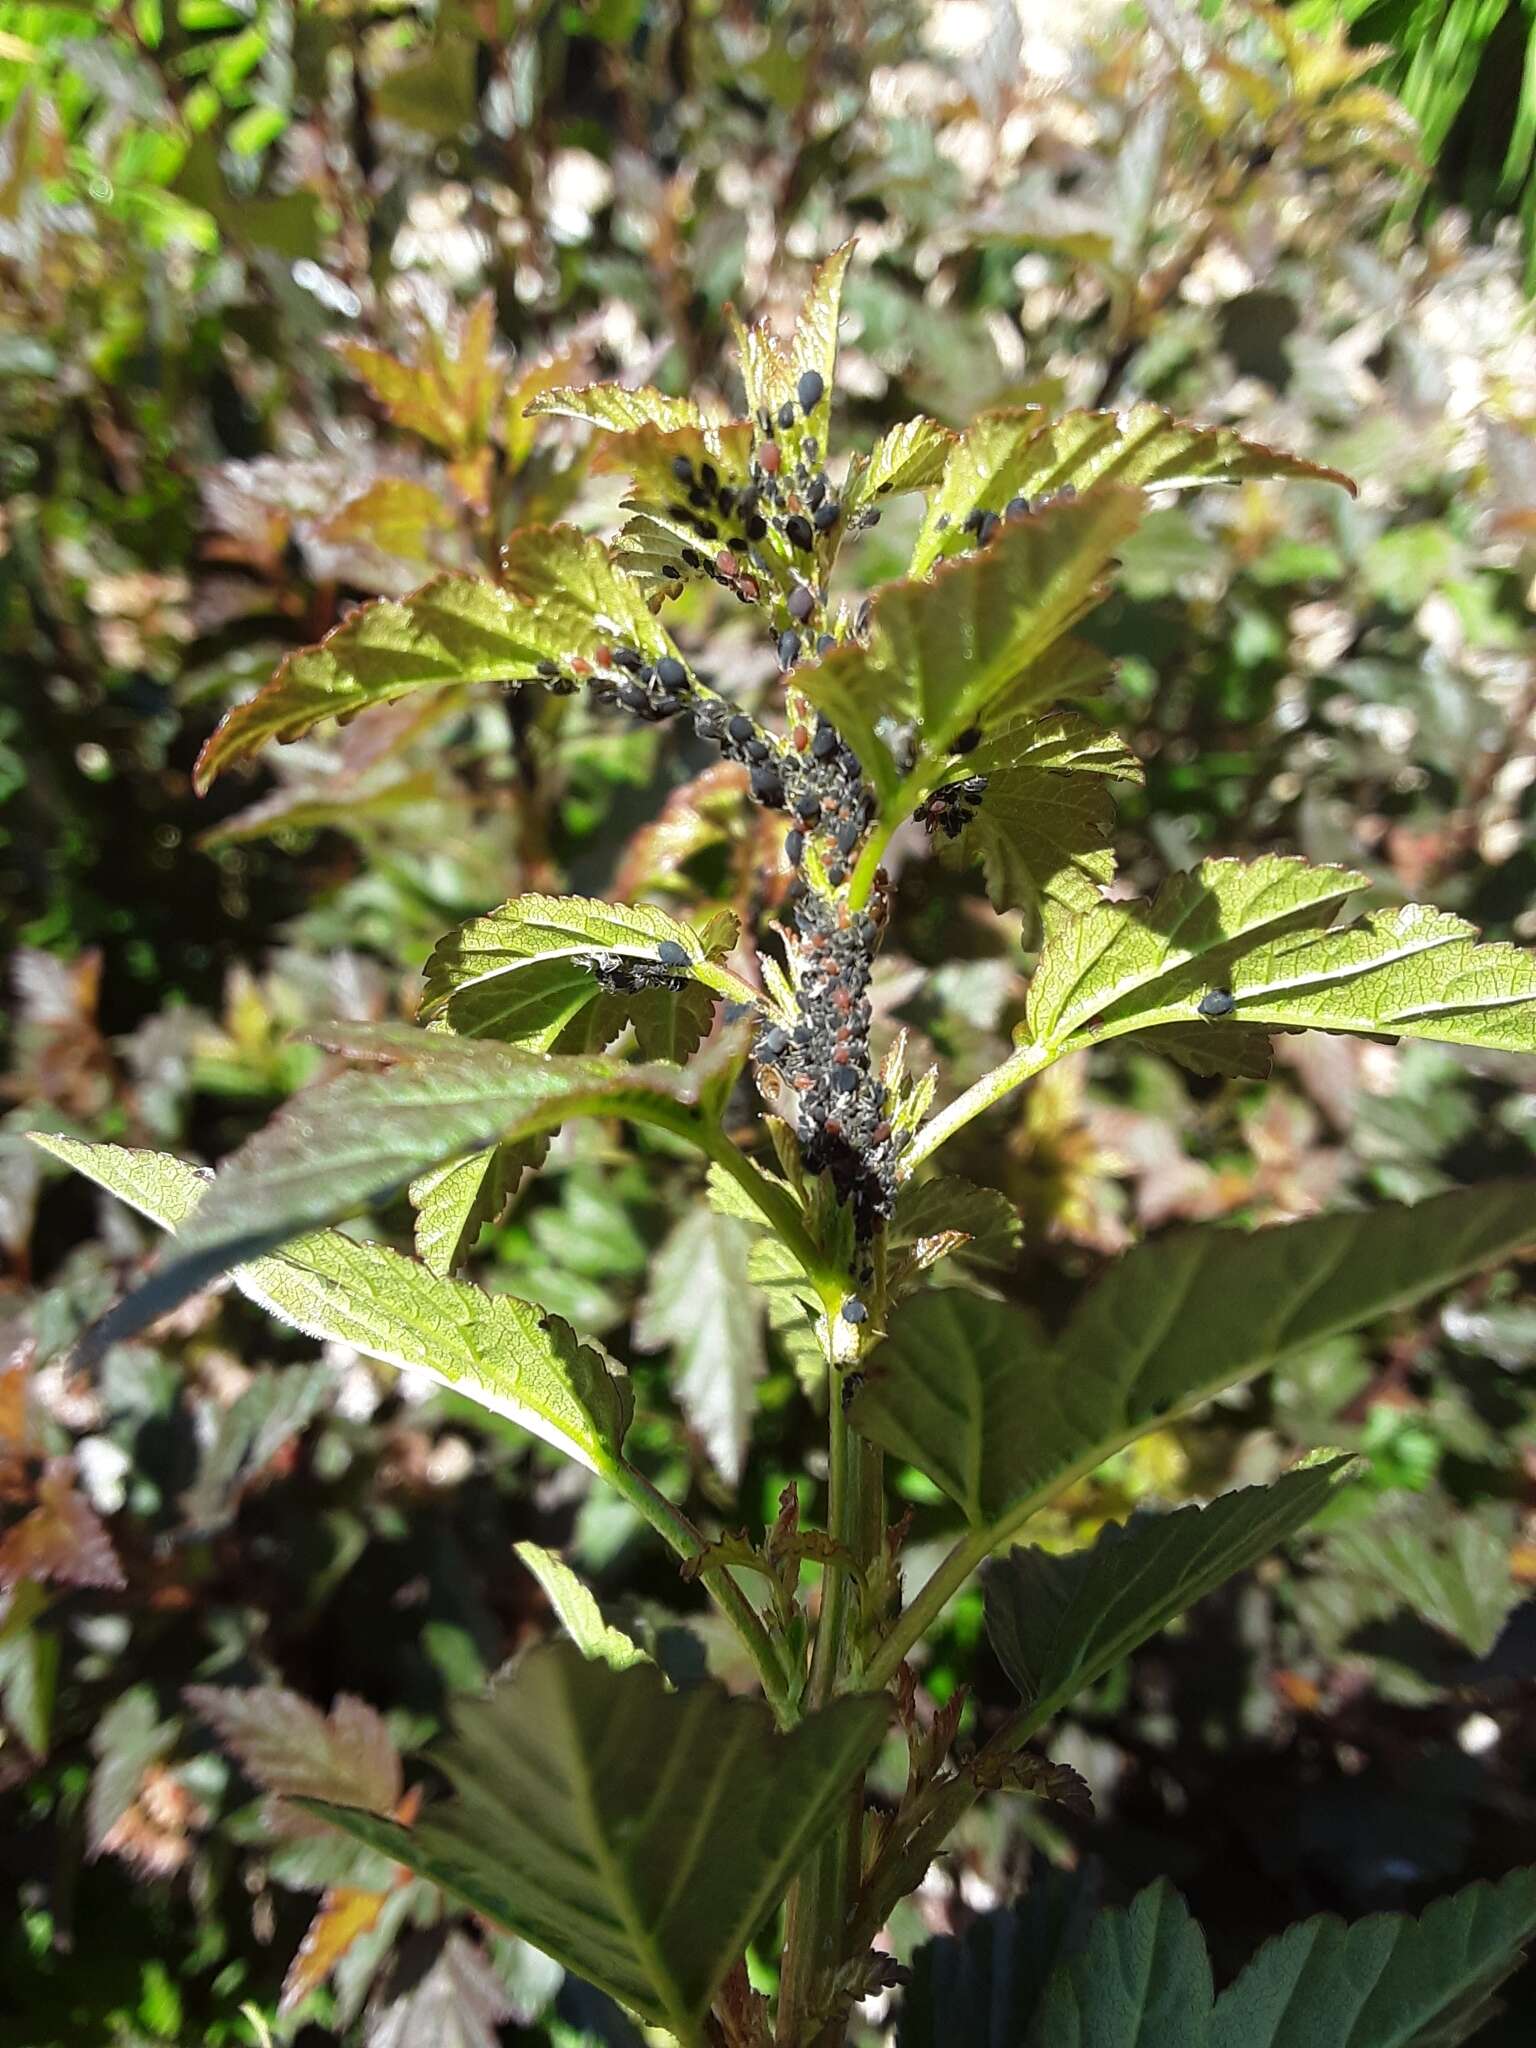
[656,939,690,970]
[950,725,981,755]
[778,629,801,670]
[963,506,990,538]
[794,794,822,824]
[785,514,815,551]
[1198,988,1237,1020]
[671,455,694,484]
[784,829,804,865]
[700,462,718,492]
[807,474,827,510]
[816,633,836,656]
[757,442,781,476]
[759,1025,789,1059]
[777,400,797,430]
[655,655,687,690]
[977,510,1000,545]
[813,500,840,533]
[914,775,987,839]
[811,721,838,759]
[798,369,825,412]
[750,763,785,806]
[612,646,643,673]
[841,1297,868,1325]
[746,514,768,540]
[1005,495,1031,521]
[788,584,815,623]
[727,713,755,743]
[536,659,561,679]
[840,1371,865,1411]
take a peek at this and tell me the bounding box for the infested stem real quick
[863,1525,990,1694]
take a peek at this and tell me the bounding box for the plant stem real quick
[896,1042,1054,1179]
[604,1461,797,1724]
[863,1524,990,1694]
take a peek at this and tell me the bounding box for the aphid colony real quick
[752,887,898,1242]
[914,775,988,840]
[938,480,1079,549]
[692,698,877,887]
[646,368,877,619]
[581,945,691,995]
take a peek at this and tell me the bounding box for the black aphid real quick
[788,584,815,622]
[777,399,796,430]
[797,369,825,412]
[1198,988,1237,1019]
[813,500,840,532]
[656,939,690,970]
[841,1297,868,1325]
[785,514,814,551]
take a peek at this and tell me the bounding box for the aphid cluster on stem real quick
[531,645,692,722]
[914,776,987,840]
[753,885,898,1240]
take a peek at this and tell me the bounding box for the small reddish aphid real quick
[569,657,592,676]
[757,442,781,474]
[872,1121,892,1145]
[716,550,738,578]
[594,643,613,667]
[793,726,809,752]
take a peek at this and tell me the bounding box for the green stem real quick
[693,1116,842,1311]
[604,1461,797,1725]
[897,1043,1054,1180]
[863,1524,991,1695]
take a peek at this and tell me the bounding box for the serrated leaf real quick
[409,1146,519,1275]
[939,767,1117,912]
[965,705,1141,782]
[193,576,540,790]
[0,1459,123,1591]
[1020,858,1536,1062]
[302,1643,888,2041]
[187,1685,401,1811]
[317,476,466,565]
[497,522,681,671]
[852,1185,1536,1537]
[730,243,852,437]
[422,894,743,1034]
[890,1178,1022,1268]
[844,416,957,514]
[367,1928,514,2048]
[634,1208,765,1484]
[68,1030,724,1358]
[912,403,1354,578]
[984,1461,1352,1735]
[514,1541,649,1671]
[905,1872,1536,2048]
[30,1134,632,1471]
[1206,1867,1536,2048]
[1318,1500,1519,1658]
[1025,1879,1212,2048]
[799,491,1146,790]
[332,292,498,456]
[525,384,718,435]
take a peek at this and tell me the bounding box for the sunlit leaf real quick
[852,1184,1536,1536]
[304,1643,888,2039]
[844,416,957,516]
[911,403,1354,577]
[799,490,1146,790]
[524,384,719,435]
[0,1459,124,1591]
[513,1541,649,1671]
[332,292,498,456]
[29,1134,632,1471]
[282,1887,388,2015]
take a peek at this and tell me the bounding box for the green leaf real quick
[730,242,853,436]
[983,1461,1353,1736]
[303,1644,888,2042]
[799,490,1147,791]
[1206,1867,1536,2048]
[1024,1880,1212,2048]
[1020,857,1536,1064]
[939,767,1117,913]
[843,416,957,515]
[29,1134,633,1472]
[851,1184,1536,1537]
[890,1177,1023,1269]
[409,1145,522,1276]
[911,403,1354,578]
[193,575,540,790]
[513,1542,649,1671]
[903,1873,1536,2048]
[497,523,685,674]
[1318,1499,1519,1658]
[422,894,746,1040]
[524,384,718,435]
[634,1208,765,1484]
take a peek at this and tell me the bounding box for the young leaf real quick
[843,416,957,515]
[851,1183,1536,1538]
[799,490,1147,789]
[730,242,853,433]
[186,1685,402,1812]
[332,291,498,456]
[983,1460,1353,1736]
[938,766,1118,912]
[193,576,540,791]
[497,522,682,672]
[0,1459,124,1592]
[911,403,1354,577]
[634,1208,766,1485]
[301,1643,888,2042]
[29,1134,632,1472]
[69,1031,724,1356]
[513,1541,649,1671]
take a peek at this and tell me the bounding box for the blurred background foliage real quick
[3,1,1536,2042]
